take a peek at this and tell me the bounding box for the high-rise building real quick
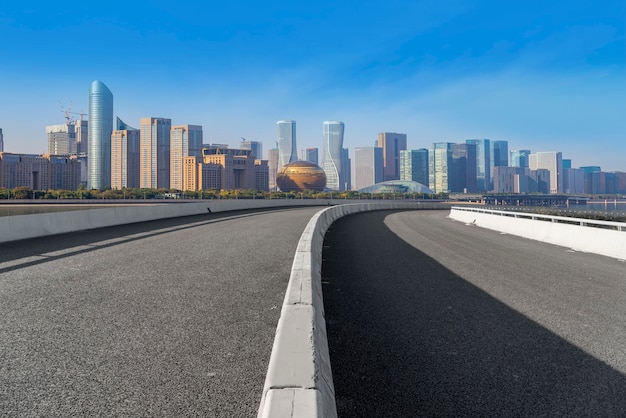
[276,120,297,169]
[111,118,140,189]
[466,139,490,192]
[400,149,429,187]
[580,166,601,173]
[450,143,477,193]
[88,80,113,189]
[0,128,4,152]
[322,121,345,191]
[170,125,203,190]
[563,168,584,194]
[429,143,453,194]
[140,117,172,189]
[494,166,525,193]
[562,159,572,169]
[268,147,279,191]
[491,140,508,169]
[240,139,262,159]
[75,119,88,155]
[301,148,319,166]
[46,124,75,155]
[377,132,407,181]
[353,147,383,190]
[255,159,270,191]
[529,151,563,194]
[341,148,351,191]
[510,149,531,168]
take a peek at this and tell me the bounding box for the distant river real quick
[574,200,626,212]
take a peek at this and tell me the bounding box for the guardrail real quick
[258,202,446,418]
[451,206,626,231]
[449,206,626,260]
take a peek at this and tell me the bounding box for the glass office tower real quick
[276,120,297,169]
[510,149,531,168]
[400,149,429,187]
[466,139,490,192]
[88,80,113,189]
[322,121,344,191]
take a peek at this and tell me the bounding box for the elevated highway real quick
[0,207,324,417]
[323,210,626,416]
[2,204,624,416]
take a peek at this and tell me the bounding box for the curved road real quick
[0,207,323,417]
[322,210,626,417]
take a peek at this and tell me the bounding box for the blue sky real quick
[1,1,624,170]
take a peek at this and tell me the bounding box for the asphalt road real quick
[0,207,323,417]
[322,210,626,417]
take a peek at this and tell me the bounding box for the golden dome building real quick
[276,161,327,192]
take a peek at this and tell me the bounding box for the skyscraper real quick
[46,123,75,155]
[170,125,203,190]
[341,148,351,191]
[0,128,4,152]
[75,119,88,154]
[301,148,319,165]
[400,149,429,187]
[276,120,297,169]
[268,147,279,191]
[377,132,407,181]
[111,117,140,189]
[140,117,172,189]
[354,147,383,190]
[491,141,509,168]
[240,139,262,159]
[429,143,453,194]
[88,80,113,189]
[529,151,563,194]
[466,139,490,192]
[322,121,345,191]
[510,149,531,168]
[450,143,477,193]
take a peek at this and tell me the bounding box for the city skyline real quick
[0,1,624,170]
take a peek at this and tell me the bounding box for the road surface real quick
[322,209,626,417]
[0,207,323,417]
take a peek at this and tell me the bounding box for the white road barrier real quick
[449,206,626,260]
[0,200,330,243]
[258,202,445,418]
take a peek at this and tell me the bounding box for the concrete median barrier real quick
[258,202,445,418]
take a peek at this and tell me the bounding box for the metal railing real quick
[451,206,626,232]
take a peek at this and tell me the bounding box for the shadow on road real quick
[322,210,626,417]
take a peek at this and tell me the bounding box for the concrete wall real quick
[449,207,626,260]
[257,202,445,418]
[0,200,335,244]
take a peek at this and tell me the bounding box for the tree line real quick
[0,186,446,201]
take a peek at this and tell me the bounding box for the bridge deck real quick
[323,210,626,417]
[0,207,323,417]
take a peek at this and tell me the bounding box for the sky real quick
[1,1,624,170]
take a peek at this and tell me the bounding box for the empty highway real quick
[0,207,323,417]
[322,210,626,417]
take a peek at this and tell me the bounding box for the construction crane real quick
[59,101,88,125]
